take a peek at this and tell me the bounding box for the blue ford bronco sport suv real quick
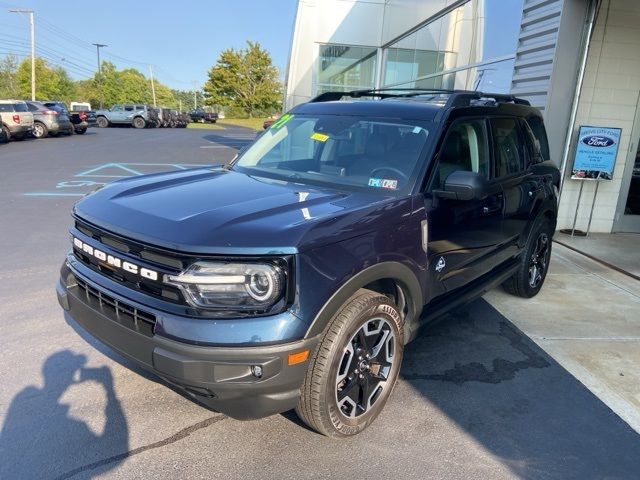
[57,89,559,437]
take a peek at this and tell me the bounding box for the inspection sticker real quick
[368,178,398,190]
[270,113,294,130]
[310,132,330,142]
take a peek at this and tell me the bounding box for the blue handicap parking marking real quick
[24,162,207,198]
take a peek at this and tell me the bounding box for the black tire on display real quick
[296,289,404,437]
[32,122,48,139]
[132,117,146,129]
[12,133,26,141]
[96,116,109,128]
[503,217,554,298]
[75,128,87,135]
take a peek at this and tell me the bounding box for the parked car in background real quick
[189,109,218,123]
[0,99,34,141]
[26,101,74,138]
[44,101,97,135]
[70,102,91,112]
[95,104,158,129]
[263,115,280,130]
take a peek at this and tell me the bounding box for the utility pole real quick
[179,99,182,113]
[9,9,35,100]
[194,90,197,109]
[92,43,107,109]
[92,43,107,73]
[148,65,157,107]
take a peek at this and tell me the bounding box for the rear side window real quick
[125,106,134,112]
[525,116,550,161]
[13,103,28,112]
[27,103,39,112]
[491,118,526,177]
[430,119,489,190]
[0,104,12,112]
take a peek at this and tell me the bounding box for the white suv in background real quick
[0,100,34,141]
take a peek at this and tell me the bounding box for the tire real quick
[96,116,109,128]
[32,122,48,139]
[0,125,11,142]
[132,117,146,129]
[296,289,404,437]
[12,133,26,141]
[503,217,553,298]
[75,128,87,135]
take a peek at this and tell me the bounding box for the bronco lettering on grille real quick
[73,237,159,281]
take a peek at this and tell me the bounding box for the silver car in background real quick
[26,101,74,139]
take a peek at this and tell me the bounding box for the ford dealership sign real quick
[571,126,622,180]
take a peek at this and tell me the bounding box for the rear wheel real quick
[0,125,9,142]
[132,117,146,129]
[12,133,26,141]
[96,116,109,128]
[296,289,403,437]
[503,218,553,298]
[32,122,48,139]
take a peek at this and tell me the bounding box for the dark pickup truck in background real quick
[189,109,218,123]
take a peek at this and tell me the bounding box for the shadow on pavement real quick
[0,350,128,479]
[402,298,640,479]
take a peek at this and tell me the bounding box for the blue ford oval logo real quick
[581,135,615,147]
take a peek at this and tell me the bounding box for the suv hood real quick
[74,168,411,254]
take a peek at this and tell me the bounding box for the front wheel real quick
[296,289,404,437]
[75,128,87,135]
[96,116,109,128]
[503,218,553,298]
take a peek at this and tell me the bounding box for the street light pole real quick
[9,9,35,100]
[92,43,107,73]
[148,65,157,107]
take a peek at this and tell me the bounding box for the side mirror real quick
[433,170,487,201]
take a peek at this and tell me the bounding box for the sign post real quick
[568,126,621,237]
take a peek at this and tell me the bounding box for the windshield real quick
[233,114,431,193]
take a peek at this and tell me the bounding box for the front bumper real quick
[57,260,318,420]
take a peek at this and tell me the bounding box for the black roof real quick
[291,88,538,122]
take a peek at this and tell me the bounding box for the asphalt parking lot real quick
[1,127,639,479]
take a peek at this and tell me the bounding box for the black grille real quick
[73,217,184,304]
[74,276,156,337]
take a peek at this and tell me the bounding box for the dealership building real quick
[284,0,640,233]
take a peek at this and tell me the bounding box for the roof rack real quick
[309,88,531,108]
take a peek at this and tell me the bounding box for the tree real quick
[16,57,76,101]
[0,55,19,99]
[204,41,282,117]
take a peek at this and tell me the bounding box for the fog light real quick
[251,365,263,378]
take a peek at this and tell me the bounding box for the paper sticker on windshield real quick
[368,178,398,190]
[270,113,293,130]
[311,132,330,142]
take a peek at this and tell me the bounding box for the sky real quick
[0,0,298,90]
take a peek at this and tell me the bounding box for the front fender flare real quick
[304,261,423,343]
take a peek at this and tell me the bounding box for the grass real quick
[218,118,267,131]
[186,122,225,130]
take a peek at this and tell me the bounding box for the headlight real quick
[166,262,285,311]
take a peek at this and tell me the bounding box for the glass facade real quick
[317,45,377,94]
[314,0,525,97]
[380,0,524,92]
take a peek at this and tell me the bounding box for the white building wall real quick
[285,0,386,109]
[557,0,640,232]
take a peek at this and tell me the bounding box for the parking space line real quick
[23,192,85,197]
